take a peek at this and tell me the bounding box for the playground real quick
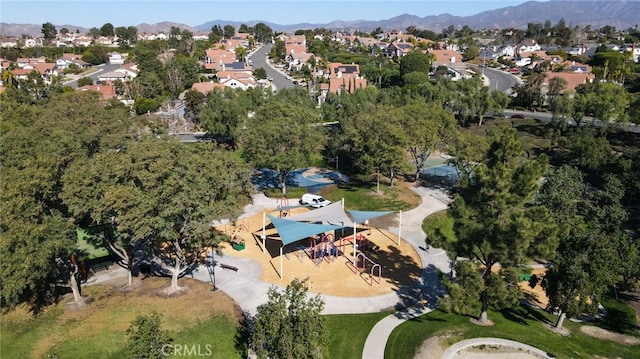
[214,203,423,297]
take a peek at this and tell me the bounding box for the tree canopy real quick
[440,127,557,324]
[241,96,325,194]
[250,278,329,359]
[538,166,638,329]
[0,92,137,310]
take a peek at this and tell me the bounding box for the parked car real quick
[511,114,525,119]
[299,193,331,208]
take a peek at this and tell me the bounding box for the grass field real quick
[320,180,421,212]
[386,301,640,359]
[0,277,245,358]
[421,210,456,250]
[325,311,393,359]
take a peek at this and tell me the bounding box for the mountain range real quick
[1,0,639,38]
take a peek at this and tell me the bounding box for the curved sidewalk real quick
[361,185,451,359]
[441,338,554,359]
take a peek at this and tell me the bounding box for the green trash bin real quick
[518,273,531,281]
[233,242,245,251]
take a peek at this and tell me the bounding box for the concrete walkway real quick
[361,185,451,359]
[441,337,554,358]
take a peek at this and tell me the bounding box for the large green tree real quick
[539,167,637,329]
[399,50,431,79]
[115,26,138,49]
[198,88,247,149]
[400,101,457,181]
[440,127,557,324]
[250,278,329,359]
[223,25,235,39]
[65,137,254,294]
[339,103,409,189]
[242,99,325,194]
[1,92,136,309]
[100,22,115,37]
[253,22,273,43]
[41,22,57,41]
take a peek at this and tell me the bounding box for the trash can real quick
[233,242,245,251]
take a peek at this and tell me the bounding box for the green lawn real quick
[321,183,419,212]
[386,303,640,359]
[76,228,110,259]
[0,279,245,359]
[421,210,456,249]
[325,311,393,359]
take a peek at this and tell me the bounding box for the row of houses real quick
[196,34,262,92]
[0,31,214,49]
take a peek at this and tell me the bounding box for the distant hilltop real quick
[2,0,639,37]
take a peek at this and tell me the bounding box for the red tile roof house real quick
[16,57,46,68]
[10,68,34,81]
[116,62,139,78]
[55,53,90,69]
[353,37,378,48]
[286,35,307,46]
[326,62,367,94]
[288,53,314,72]
[1,59,11,72]
[383,42,415,58]
[543,72,596,95]
[285,43,307,62]
[218,38,248,51]
[427,49,463,67]
[215,71,256,90]
[190,82,225,95]
[204,48,237,71]
[75,84,117,100]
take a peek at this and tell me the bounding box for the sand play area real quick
[214,205,422,297]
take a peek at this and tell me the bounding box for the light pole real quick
[207,248,217,291]
[481,47,486,77]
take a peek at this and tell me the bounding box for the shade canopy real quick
[267,215,344,246]
[347,210,393,224]
[286,201,353,225]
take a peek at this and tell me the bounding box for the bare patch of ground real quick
[414,336,546,359]
[452,344,547,359]
[580,325,640,345]
[414,335,448,359]
[543,322,571,336]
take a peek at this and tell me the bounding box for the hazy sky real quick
[1,0,536,28]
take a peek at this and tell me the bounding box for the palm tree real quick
[235,46,248,64]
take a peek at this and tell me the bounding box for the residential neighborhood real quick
[1,5,640,359]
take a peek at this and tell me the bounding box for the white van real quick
[299,193,331,208]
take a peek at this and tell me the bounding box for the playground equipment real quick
[309,233,339,265]
[354,252,381,286]
[223,218,249,236]
[221,219,248,251]
[277,197,290,218]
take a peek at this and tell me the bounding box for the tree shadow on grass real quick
[500,307,530,326]
[522,304,554,326]
[499,303,554,326]
[596,300,640,335]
